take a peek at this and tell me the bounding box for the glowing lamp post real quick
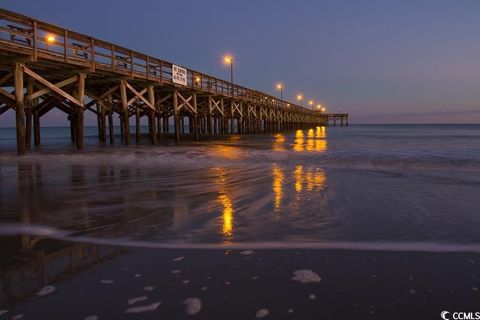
[223,55,233,84]
[296,94,303,107]
[276,83,283,100]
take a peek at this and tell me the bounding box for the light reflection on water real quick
[272,133,286,151]
[1,125,480,247]
[214,167,234,240]
[272,164,284,214]
[293,126,327,153]
[1,124,480,314]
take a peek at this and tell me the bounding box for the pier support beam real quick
[135,107,141,143]
[14,63,26,155]
[147,86,156,144]
[33,108,40,147]
[173,90,180,142]
[107,95,115,145]
[97,102,106,143]
[120,80,131,145]
[75,73,85,150]
[193,93,199,141]
[173,90,197,142]
[25,79,33,149]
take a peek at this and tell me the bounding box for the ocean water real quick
[1,124,480,319]
[1,124,479,249]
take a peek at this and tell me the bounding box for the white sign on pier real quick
[172,64,187,86]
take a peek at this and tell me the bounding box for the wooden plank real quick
[99,85,119,99]
[0,72,12,86]
[21,65,83,107]
[0,105,10,115]
[125,82,154,110]
[85,91,114,113]
[25,75,78,101]
[0,88,15,102]
[127,87,147,106]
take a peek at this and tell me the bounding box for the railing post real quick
[130,50,134,77]
[32,21,37,62]
[63,30,68,63]
[90,38,95,72]
[111,44,115,71]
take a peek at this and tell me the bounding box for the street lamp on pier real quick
[296,94,303,107]
[276,83,283,100]
[223,55,233,84]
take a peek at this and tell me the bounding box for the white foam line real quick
[2,223,480,253]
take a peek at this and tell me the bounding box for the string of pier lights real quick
[222,54,327,113]
[38,40,329,113]
[222,54,328,113]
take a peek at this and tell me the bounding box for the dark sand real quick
[2,244,480,319]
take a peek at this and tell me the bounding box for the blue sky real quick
[1,0,480,124]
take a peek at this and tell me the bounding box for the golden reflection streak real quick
[315,139,327,152]
[293,128,328,153]
[211,145,242,159]
[214,168,234,239]
[294,130,304,152]
[313,169,326,189]
[273,133,286,151]
[294,165,303,192]
[272,164,284,213]
[306,171,314,191]
[219,194,233,237]
[294,166,326,193]
[306,138,315,151]
[306,168,327,192]
[316,126,326,139]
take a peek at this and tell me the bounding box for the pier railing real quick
[0,8,311,114]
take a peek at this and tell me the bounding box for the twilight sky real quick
[2,0,480,124]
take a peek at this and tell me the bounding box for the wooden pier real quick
[0,9,348,155]
[328,113,349,126]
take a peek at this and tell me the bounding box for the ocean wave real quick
[1,145,479,174]
[2,223,480,253]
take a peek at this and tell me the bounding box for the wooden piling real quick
[33,109,40,147]
[97,102,106,143]
[14,63,26,155]
[135,107,140,143]
[147,86,156,144]
[173,90,180,142]
[108,112,114,144]
[120,80,131,145]
[75,73,85,150]
[25,79,33,149]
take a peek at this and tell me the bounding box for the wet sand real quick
[2,244,480,319]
